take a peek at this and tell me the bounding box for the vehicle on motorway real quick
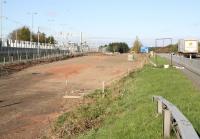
[178,39,199,58]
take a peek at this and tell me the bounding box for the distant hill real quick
[149,44,178,53]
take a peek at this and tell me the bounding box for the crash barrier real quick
[153,96,199,139]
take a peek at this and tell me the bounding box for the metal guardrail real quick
[153,96,199,139]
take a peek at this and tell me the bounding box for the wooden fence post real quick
[157,100,163,114]
[65,80,68,87]
[102,81,105,93]
[163,109,171,138]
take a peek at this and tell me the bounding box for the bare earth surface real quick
[0,54,147,139]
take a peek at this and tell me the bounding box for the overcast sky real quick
[3,0,200,47]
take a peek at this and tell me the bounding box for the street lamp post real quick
[0,0,2,40]
[0,0,6,41]
[47,19,55,55]
[13,20,20,42]
[80,32,83,52]
[28,12,37,45]
[37,27,40,57]
[47,19,55,41]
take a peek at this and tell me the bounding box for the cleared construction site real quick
[0,53,147,138]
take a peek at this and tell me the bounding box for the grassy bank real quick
[50,57,200,139]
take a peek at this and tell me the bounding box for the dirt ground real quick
[0,53,147,139]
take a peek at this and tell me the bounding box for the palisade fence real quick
[0,39,90,64]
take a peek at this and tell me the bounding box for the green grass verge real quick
[150,55,170,67]
[52,56,200,139]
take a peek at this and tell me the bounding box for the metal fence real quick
[153,96,199,139]
[0,39,91,64]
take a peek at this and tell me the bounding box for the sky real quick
[3,0,200,47]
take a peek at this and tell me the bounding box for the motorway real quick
[159,54,200,89]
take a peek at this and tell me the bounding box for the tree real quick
[8,26,57,44]
[39,33,46,43]
[105,42,130,53]
[32,33,46,43]
[168,44,178,52]
[9,26,31,41]
[149,44,178,53]
[46,36,56,44]
[132,36,142,53]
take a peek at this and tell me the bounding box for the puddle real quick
[31,72,53,76]
[32,72,41,75]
